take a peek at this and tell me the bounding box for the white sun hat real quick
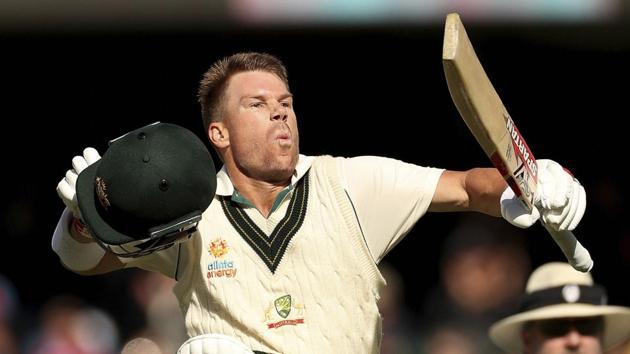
[489,262,630,353]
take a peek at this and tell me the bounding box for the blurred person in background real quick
[423,326,476,354]
[127,270,186,354]
[420,214,530,354]
[489,262,630,354]
[24,295,119,354]
[378,262,416,354]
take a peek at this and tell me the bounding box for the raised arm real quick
[428,168,506,216]
[52,147,124,275]
[430,161,586,235]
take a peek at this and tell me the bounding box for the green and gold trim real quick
[221,172,309,273]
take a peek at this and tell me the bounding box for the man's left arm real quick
[428,167,505,216]
[430,160,587,232]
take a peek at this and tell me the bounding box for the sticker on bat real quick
[505,113,538,179]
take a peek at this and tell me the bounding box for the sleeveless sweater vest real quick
[174,156,386,353]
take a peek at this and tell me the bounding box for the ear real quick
[209,122,229,149]
[521,327,533,353]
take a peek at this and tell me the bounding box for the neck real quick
[226,164,291,218]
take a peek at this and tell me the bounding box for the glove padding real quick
[56,147,101,219]
[501,159,586,231]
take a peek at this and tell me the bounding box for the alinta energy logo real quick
[207,238,238,280]
[263,294,305,329]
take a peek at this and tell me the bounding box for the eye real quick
[250,102,264,108]
[281,101,292,108]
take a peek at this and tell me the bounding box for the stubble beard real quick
[260,149,299,183]
[237,146,298,184]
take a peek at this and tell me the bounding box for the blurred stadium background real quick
[1,1,630,353]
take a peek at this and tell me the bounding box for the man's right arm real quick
[52,208,125,275]
[52,146,183,279]
[52,147,125,275]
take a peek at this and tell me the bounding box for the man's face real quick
[221,70,299,183]
[522,317,604,354]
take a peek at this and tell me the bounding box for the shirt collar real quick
[215,154,315,197]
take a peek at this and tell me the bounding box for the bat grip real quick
[542,224,593,273]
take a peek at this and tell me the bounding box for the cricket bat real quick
[442,13,593,272]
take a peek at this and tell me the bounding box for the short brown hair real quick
[198,52,290,131]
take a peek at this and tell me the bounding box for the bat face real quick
[442,13,537,210]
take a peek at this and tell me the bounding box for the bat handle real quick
[542,224,593,273]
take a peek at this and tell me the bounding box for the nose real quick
[564,329,582,350]
[271,102,288,121]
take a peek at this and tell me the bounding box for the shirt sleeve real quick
[337,156,444,263]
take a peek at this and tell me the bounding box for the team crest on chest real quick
[264,294,305,329]
[209,238,229,258]
[275,295,292,318]
[206,237,238,281]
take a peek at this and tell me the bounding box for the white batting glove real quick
[535,159,586,231]
[500,186,540,228]
[500,159,586,231]
[177,334,255,354]
[56,147,101,220]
